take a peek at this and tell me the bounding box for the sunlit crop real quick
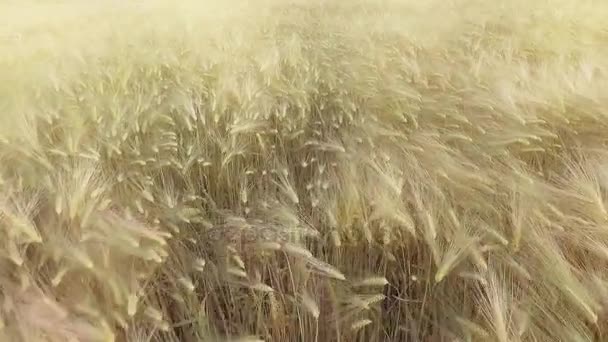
[1,0,608,341]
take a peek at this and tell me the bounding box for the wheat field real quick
[1,0,608,341]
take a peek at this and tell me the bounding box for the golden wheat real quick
[2,0,608,341]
